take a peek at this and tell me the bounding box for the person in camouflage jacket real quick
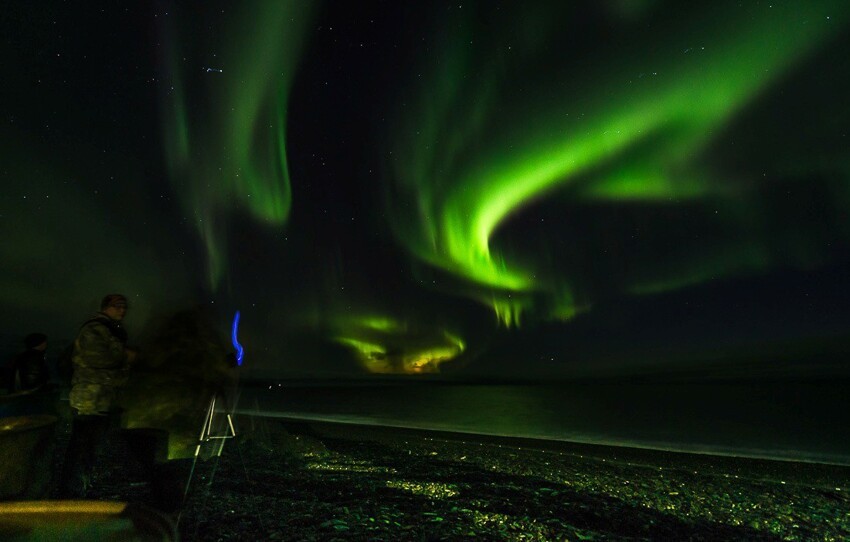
[68,309,131,414]
[59,293,136,497]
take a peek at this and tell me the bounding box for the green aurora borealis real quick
[162,2,315,289]
[389,1,849,327]
[2,1,850,377]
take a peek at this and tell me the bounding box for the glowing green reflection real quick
[332,315,464,374]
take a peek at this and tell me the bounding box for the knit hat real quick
[101,294,128,309]
[24,332,47,349]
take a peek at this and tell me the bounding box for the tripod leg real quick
[227,414,236,437]
[185,395,216,502]
[205,396,217,438]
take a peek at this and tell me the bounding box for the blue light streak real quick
[231,310,244,366]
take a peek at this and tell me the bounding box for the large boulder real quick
[0,415,57,500]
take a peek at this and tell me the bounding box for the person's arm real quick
[124,347,138,369]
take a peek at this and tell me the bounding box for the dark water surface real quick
[237,380,850,465]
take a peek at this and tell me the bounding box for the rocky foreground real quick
[55,416,850,541]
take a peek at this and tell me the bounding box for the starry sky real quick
[2,0,850,380]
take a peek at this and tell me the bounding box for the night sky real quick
[2,1,850,380]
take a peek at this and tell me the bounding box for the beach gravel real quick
[48,415,850,541]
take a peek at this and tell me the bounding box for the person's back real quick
[11,333,49,391]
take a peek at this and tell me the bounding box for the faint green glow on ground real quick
[385,480,460,499]
[306,460,397,474]
[249,427,850,540]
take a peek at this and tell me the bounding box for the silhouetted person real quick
[10,333,50,391]
[59,294,137,498]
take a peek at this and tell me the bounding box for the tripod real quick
[195,394,237,458]
[183,393,237,503]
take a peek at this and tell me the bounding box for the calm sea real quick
[237,380,850,465]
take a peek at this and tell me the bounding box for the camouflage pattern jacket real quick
[69,314,129,415]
